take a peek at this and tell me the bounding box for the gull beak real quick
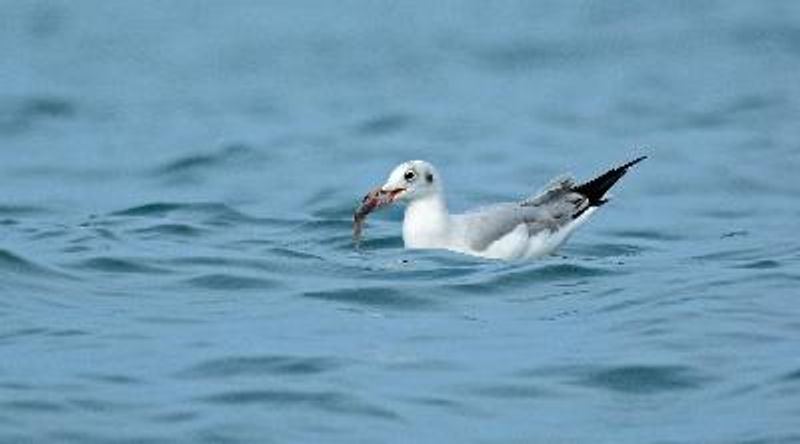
[355,186,404,220]
[353,185,407,247]
[379,186,407,203]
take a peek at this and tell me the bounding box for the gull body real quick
[363,157,645,260]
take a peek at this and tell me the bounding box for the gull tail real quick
[573,156,647,207]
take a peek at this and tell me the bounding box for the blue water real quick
[2,1,800,443]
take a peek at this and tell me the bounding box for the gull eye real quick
[404,170,416,182]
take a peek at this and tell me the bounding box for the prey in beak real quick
[353,186,405,246]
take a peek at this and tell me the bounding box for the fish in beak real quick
[353,186,405,246]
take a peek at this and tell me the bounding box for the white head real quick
[380,160,442,204]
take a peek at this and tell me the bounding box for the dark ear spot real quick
[425,173,434,183]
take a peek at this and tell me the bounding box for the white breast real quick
[402,195,451,250]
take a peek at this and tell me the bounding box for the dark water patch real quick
[345,249,488,281]
[667,94,785,131]
[226,238,276,250]
[184,273,279,290]
[355,112,411,136]
[2,399,65,413]
[110,202,280,228]
[61,245,91,254]
[110,202,252,222]
[28,3,66,39]
[136,316,205,326]
[0,433,35,444]
[267,247,324,261]
[352,234,404,251]
[302,286,437,310]
[722,230,749,238]
[154,143,263,176]
[448,263,614,294]
[782,369,800,382]
[595,292,652,314]
[606,229,685,242]
[295,218,353,234]
[699,208,754,220]
[178,355,345,379]
[166,256,274,273]
[0,205,46,216]
[71,257,172,274]
[309,204,355,220]
[0,249,72,279]
[0,382,35,391]
[46,431,178,444]
[693,247,767,262]
[91,227,120,241]
[570,242,648,258]
[733,436,800,444]
[382,357,459,372]
[712,330,784,346]
[0,327,76,343]
[19,96,75,118]
[130,223,207,238]
[68,398,129,413]
[735,259,781,270]
[363,263,483,283]
[467,384,550,400]
[46,329,88,337]
[0,96,76,133]
[476,39,581,71]
[29,228,71,241]
[148,411,199,424]
[405,396,463,410]
[79,373,143,386]
[112,203,195,217]
[734,23,800,55]
[574,365,713,394]
[199,389,399,420]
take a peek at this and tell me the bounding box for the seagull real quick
[354,156,646,260]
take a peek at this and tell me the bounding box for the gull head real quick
[354,160,442,223]
[380,160,441,204]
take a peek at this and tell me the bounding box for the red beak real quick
[353,186,405,246]
[355,187,405,220]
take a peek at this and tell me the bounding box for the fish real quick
[353,187,397,247]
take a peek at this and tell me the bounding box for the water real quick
[1,1,799,442]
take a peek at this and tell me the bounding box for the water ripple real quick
[110,202,281,228]
[354,112,412,136]
[130,223,207,238]
[467,383,551,399]
[447,263,615,294]
[199,389,400,420]
[183,273,280,290]
[0,205,47,216]
[302,286,438,310]
[574,365,714,394]
[1,399,65,412]
[0,249,72,279]
[153,143,263,176]
[70,257,172,274]
[178,355,346,379]
[0,95,76,134]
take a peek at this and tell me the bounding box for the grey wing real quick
[457,204,532,252]
[458,175,590,252]
[520,175,590,233]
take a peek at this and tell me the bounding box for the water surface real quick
[1,1,799,443]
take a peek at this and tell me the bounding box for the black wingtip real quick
[573,156,647,207]
[619,155,647,170]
